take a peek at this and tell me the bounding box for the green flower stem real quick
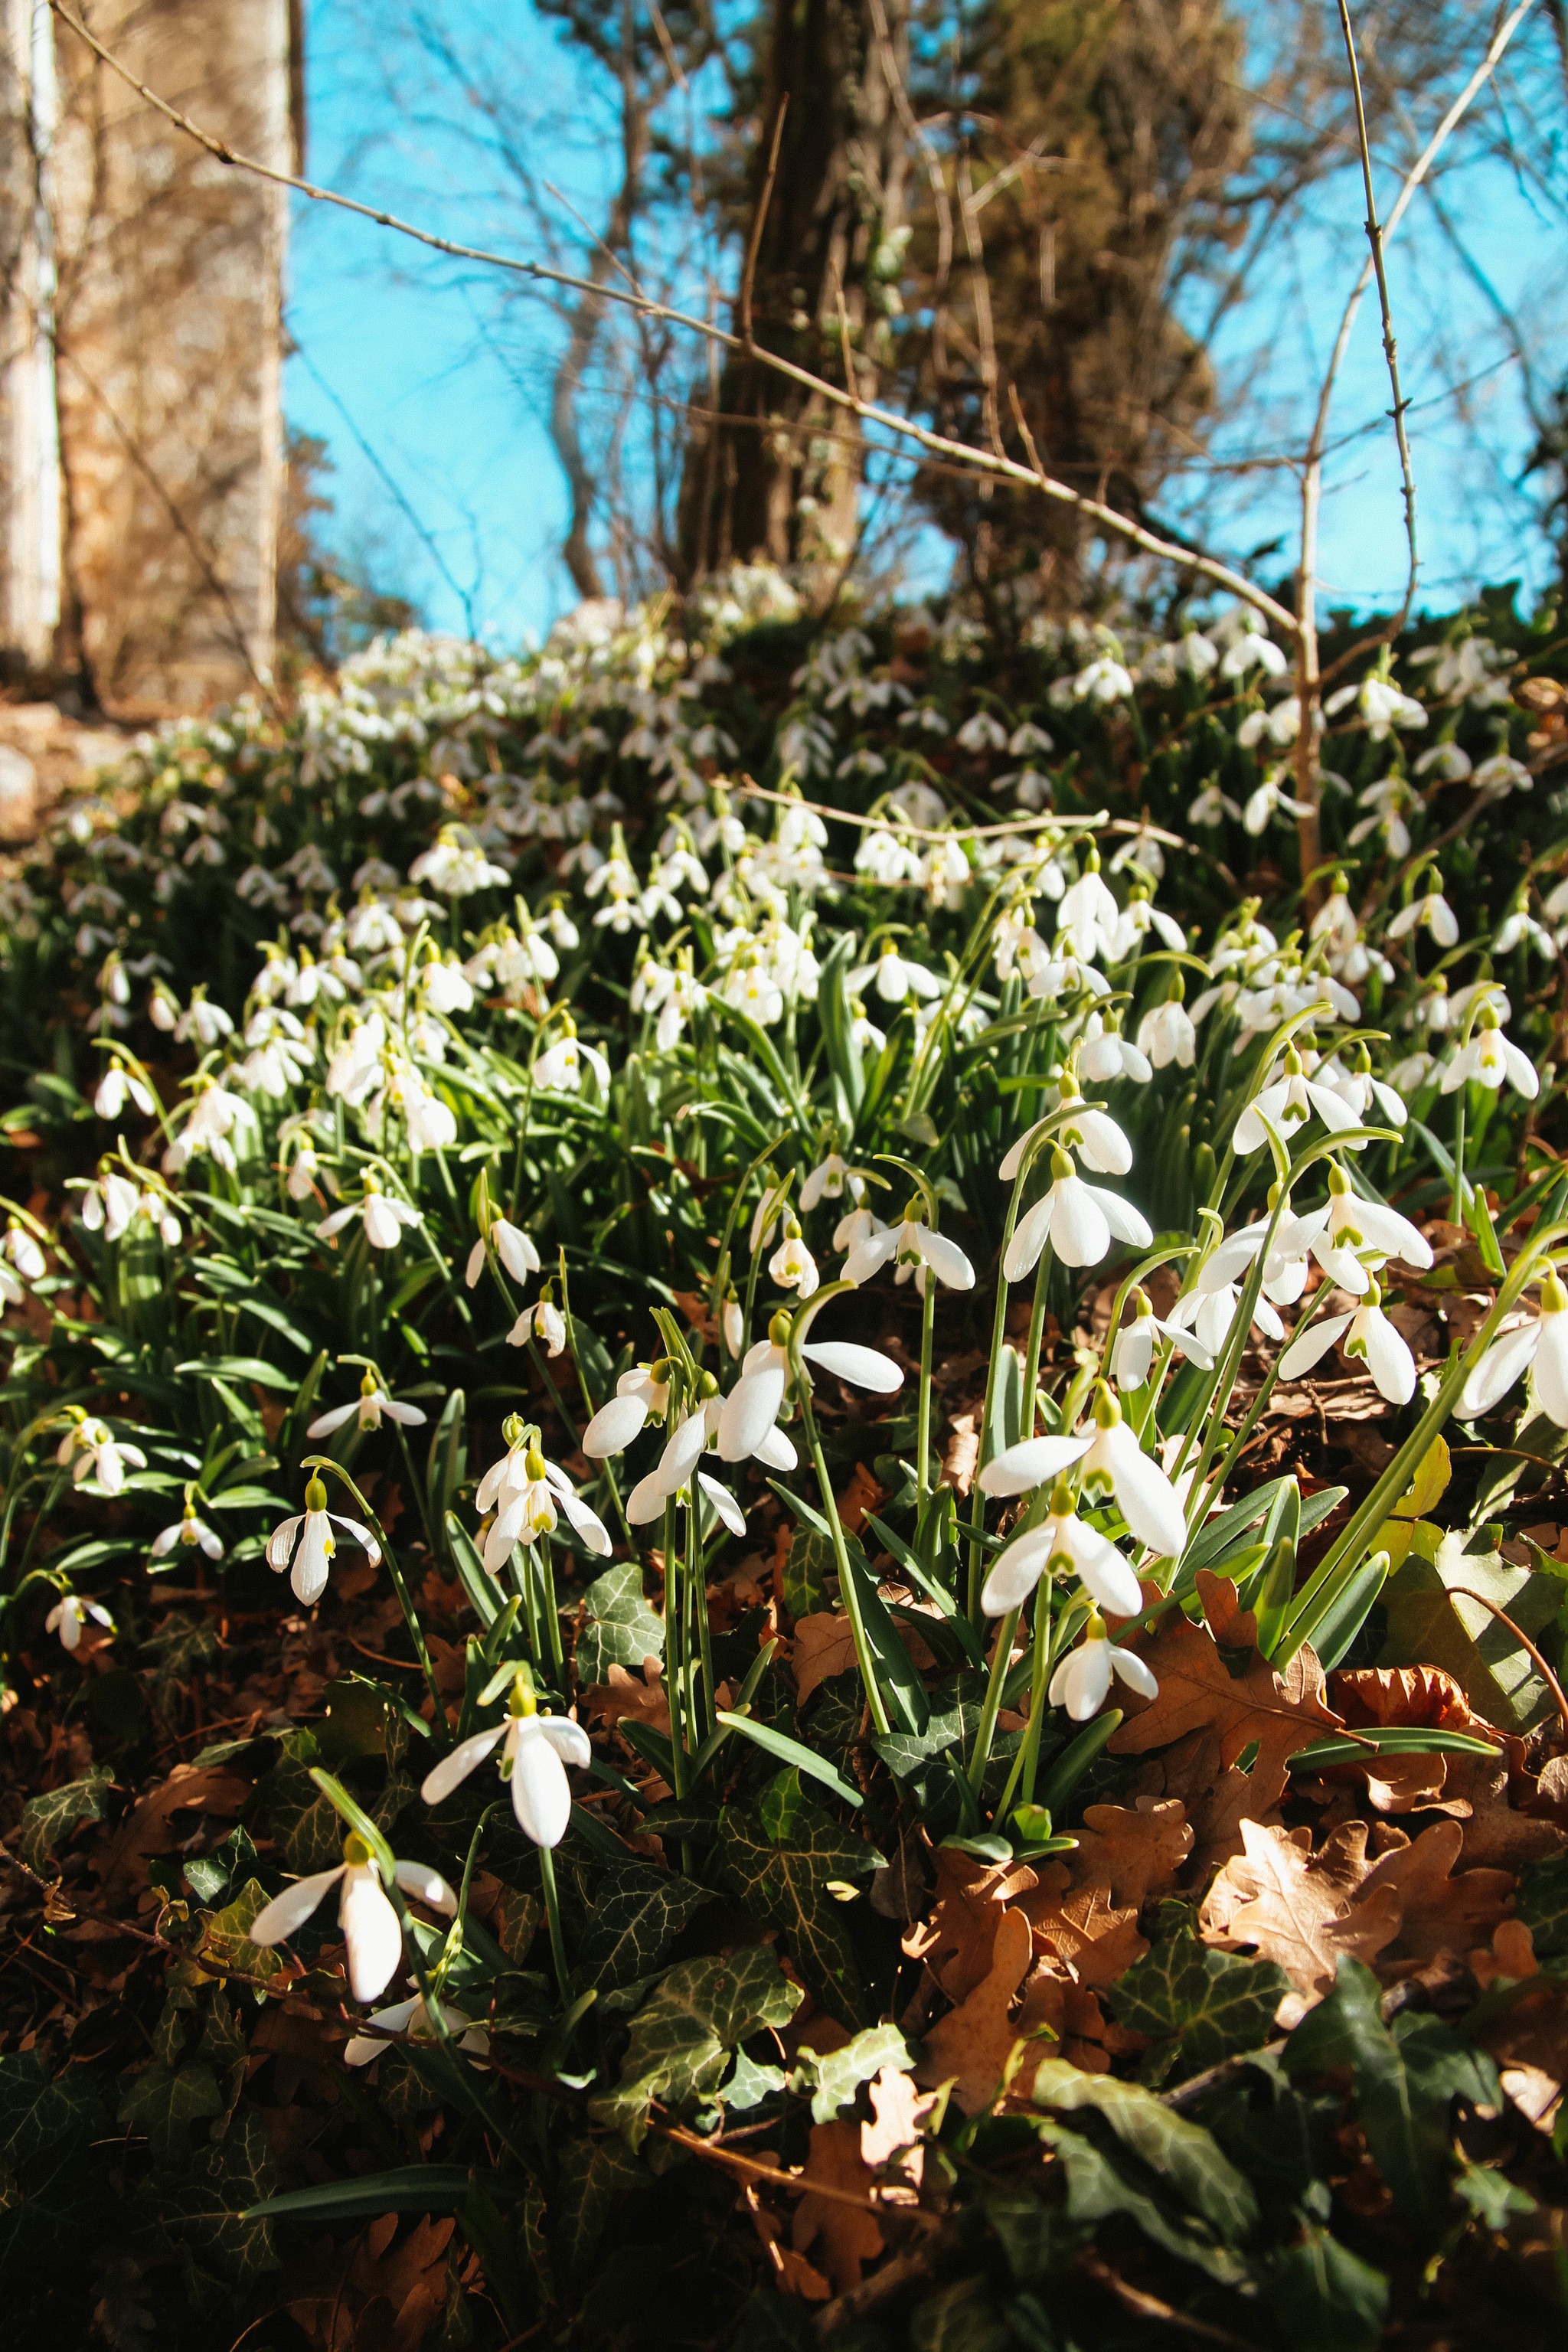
[687,1478,717,1744]
[532,1541,564,1676]
[305,1454,446,1733]
[965,1179,1027,1610]
[513,1544,541,1662]
[1008,1579,1057,1815]
[966,1603,1021,1799]
[1021,1240,1056,1442]
[662,1494,690,1796]
[537,1842,570,1999]
[916,1274,936,1506]
[795,1380,891,1739]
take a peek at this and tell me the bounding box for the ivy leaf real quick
[792,2021,915,2124]
[1031,2060,1259,2244]
[577,1861,715,1992]
[1263,2224,1390,2352]
[553,2135,645,2279]
[721,2048,789,2112]
[140,2108,282,2304]
[198,1878,292,1985]
[18,1765,114,1871]
[576,1563,665,1686]
[589,1947,801,2147]
[256,1731,343,1872]
[715,1799,881,2028]
[1516,1851,1568,1959]
[1107,1919,1291,2080]
[141,1611,219,1710]
[0,2049,106,2165]
[909,2278,1013,2352]
[782,1523,831,1619]
[116,2060,226,2171]
[0,2100,109,2284]
[1034,2118,1252,2287]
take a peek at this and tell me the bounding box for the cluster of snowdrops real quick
[5,564,1568,2023]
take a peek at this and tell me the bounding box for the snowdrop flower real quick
[1440,1009,1539,1099]
[800,1152,856,1210]
[475,1424,610,1569]
[1279,1276,1415,1404]
[957,709,1009,753]
[150,1500,224,1561]
[267,1477,381,1606]
[717,1315,902,1464]
[1233,1046,1361,1155]
[421,954,475,1014]
[1494,893,1553,958]
[1166,1276,1285,1356]
[46,1593,114,1652]
[1079,1015,1152,1086]
[769,1217,819,1297]
[1460,1273,1568,1426]
[1324,672,1426,740]
[1136,990,1196,1070]
[57,1415,146,1494]
[1470,752,1531,797]
[1188,779,1243,828]
[309,1374,430,1439]
[849,999,886,1054]
[844,1205,975,1295]
[848,940,943,1006]
[1004,1147,1152,1279]
[93,1062,155,1120]
[1002,1093,1131,1185]
[1220,629,1288,680]
[4,1221,45,1282]
[582,1362,671,1457]
[982,1477,1143,1617]
[1387,876,1459,949]
[1049,1614,1158,1720]
[174,988,234,1047]
[423,1681,591,1849]
[534,1019,611,1095]
[410,829,510,896]
[508,1290,567,1357]
[1056,856,1119,963]
[317,1183,421,1253]
[1109,1290,1214,1388]
[1242,770,1314,835]
[344,1991,488,2068]
[1414,740,1472,782]
[466,1215,541,1290]
[979,1384,1187,1558]
[1322,1046,1408,1133]
[250,1834,456,2004]
[622,1400,745,1534]
[80,1168,145,1243]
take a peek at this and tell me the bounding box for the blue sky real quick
[284,2,1567,644]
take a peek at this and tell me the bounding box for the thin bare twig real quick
[46,0,1297,635]
[740,97,789,353]
[1448,1585,1568,1738]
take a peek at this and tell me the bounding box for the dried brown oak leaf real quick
[1466,1922,1568,2101]
[1109,1575,1339,1874]
[1200,1818,1401,2025]
[915,1905,1034,2115]
[791,2119,885,2295]
[861,2064,935,2200]
[94,1762,252,1902]
[1012,1798,1191,1987]
[288,2212,456,2352]
[1357,1819,1514,1971]
[792,1609,933,1712]
[903,1848,1040,2001]
[1441,1736,1567,1872]
[579,1659,671,1736]
[1014,1970,1116,2073]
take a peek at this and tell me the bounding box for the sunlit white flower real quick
[844,1209,975,1295]
[1242,770,1314,835]
[982,1481,1144,1618]
[267,1475,382,1606]
[769,1218,819,1296]
[410,829,510,896]
[582,1362,671,1457]
[979,1385,1187,1557]
[535,1024,611,1094]
[1109,1290,1214,1388]
[1470,752,1531,797]
[476,1425,610,1568]
[1079,1016,1152,1086]
[848,941,943,1005]
[93,1062,155,1120]
[1136,995,1195,1070]
[717,1319,901,1464]
[800,1152,854,1210]
[344,1989,489,2068]
[1278,1278,1415,1403]
[1219,629,1288,680]
[309,1374,430,1439]
[1004,1147,1152,1278]
[57,1415,146,1494]
[509,1295,567,1357]
[150,1501,224,1560]
[1166,1275,1285,1355]
[46,1593,114,1652]
[1493,893,1553,958]
[250,1834,456,2004]
[466,1215,542,1289]
[833,1203,886,1256]
[1459,1274,1568,1426]
[1233,1047,1361,1155]
[1056,858,1119,963]
[1387,879,1459,949]
[4,1221,45,1282]
[1324,672,1426,740]
[317,1184,420,1252]
[1002,1095,1131,1183]
[421,1687,591,1847]
[1049,1615,1158,1720]
[1439,1012,1538,1099]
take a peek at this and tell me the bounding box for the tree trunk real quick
[676,0,908,585]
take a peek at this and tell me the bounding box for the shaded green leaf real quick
[18,1764,114,1871]
[576,1563,665,1686]
[1265,2225,1389,2352]
[1516,1850,1568,1959]
[1106,1919,1291,2080]
[1031,2060,1258,2243]
[554,2135,645,2278]
[578,1861,714,1992]
[714,1800,880,2028]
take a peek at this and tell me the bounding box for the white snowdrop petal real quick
[1101,1423,1187,1557]
[978,1434,1090,1498]
[1534,1314,1568,1427]
[583,1393,649,1458]
[698,1471,747,1535]
[801,1341,903,1393]
[1460,1319,1538,1417]
[250,1864,345,1946]
[393,1859,459,1916]
[420,1721,508,1808]
[509,1726,573,1847]
[717,1361,787,1461]
[339,1868,404,2004]
[1278,1313,1351,1381]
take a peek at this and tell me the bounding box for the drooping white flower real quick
[475,1424,611,1569]
[1078,1015,1152,1086]
[978,1386,1187,1558]
[1049,1615,1158,1720]
[843,1209,975,1295]
[465,1215,542,1289]
[45,1593,115,1652]
[150,1501,224,1561]
[1109,1290,1214,1388]
[534,1021,611,1095]
[316,1184,421,1252]
[1233,1047,1361,1155]
[1277,1278,1416,1404]
[1003,1147,1152,1279]
[4,1222,46,1282]
[93,1062,155,1120]
[800,1152,854,1210]
[1055,858,1119,963]
[1387,877,1459,949]
[250,1834,457,2004]
[420,1691,591,1848]
[981,1481,1143,1619]
[57,1415,147,1495]
[1002,1096,1131,1183]
[717,1318,901,1464]
[847,941,943,1006]
[581,1362,671,1457]
[267,1475,382,1606]
[1459,1273,1568,1427]
[1135,996,1196,1070]
[309,1374,430,1439]
[769,1218,820,1296]
[509,1297,567,1357]
[1439,1011,1539,1099]
[344,1989,489,2068]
